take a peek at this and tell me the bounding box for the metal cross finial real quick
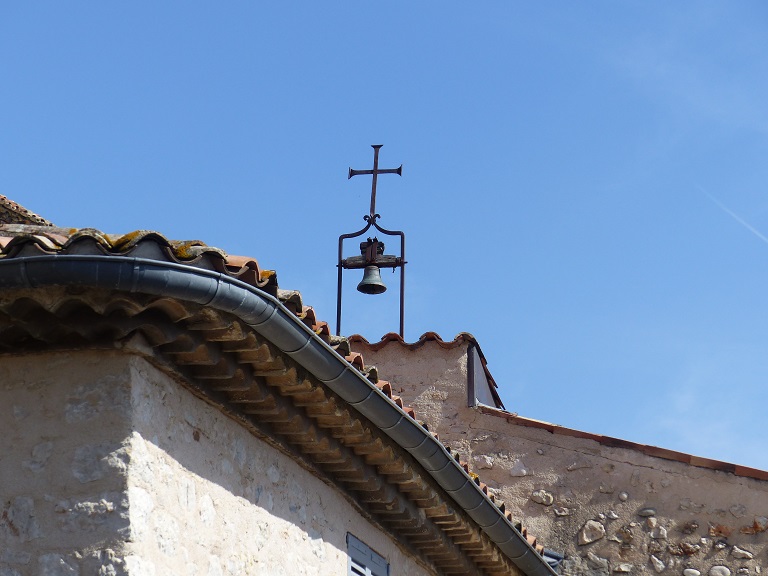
[348,145,402,218]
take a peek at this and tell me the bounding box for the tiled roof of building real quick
[0,195,53,226]
[0,224,277,293]
[0,213,553,575]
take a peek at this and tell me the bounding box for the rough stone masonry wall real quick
[125,355,435,576]
[0,352,133,576]
[0,349,436,576]
[355,341,768,576]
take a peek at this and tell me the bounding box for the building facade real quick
[0,198,554,576]
[350,335,768,576]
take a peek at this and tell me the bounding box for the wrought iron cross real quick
[348,145,402,218]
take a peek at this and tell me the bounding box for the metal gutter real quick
[0,254,557,576]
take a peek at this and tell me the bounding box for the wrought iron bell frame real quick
[336,145,406,337]
[336,214,406,337]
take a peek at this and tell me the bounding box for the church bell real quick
[357,265,387,294]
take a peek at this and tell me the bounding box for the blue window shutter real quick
[347,533,389,576]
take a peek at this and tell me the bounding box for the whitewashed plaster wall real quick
[126,354,435,576]
[355,341,768,576]
[0,350,436,576]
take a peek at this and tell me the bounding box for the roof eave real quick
[0,253,556,576]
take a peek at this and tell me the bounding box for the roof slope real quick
[0,196,52,226]
[0,220,555,576]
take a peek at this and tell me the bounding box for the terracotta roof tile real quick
[350,331,474,351]
[345,352,365,371]
[0,225,278,296]
[0,196,52,226]
[0,221,553,570]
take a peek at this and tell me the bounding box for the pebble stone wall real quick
[354,341,768,576]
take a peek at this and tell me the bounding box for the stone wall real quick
[0,352,133,576]
[353,340,768,576]
[0,350,436,576]
[126,355,435,576]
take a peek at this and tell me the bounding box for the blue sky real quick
[2,2,768,469]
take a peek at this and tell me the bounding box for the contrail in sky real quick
[698,186,768,246]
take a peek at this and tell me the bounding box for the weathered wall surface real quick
[355,341,768,576]
[1,350,436,576]
[0,351,133,576]
[125,355,435,576]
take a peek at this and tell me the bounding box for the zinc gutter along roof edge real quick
[0,254,557,576]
